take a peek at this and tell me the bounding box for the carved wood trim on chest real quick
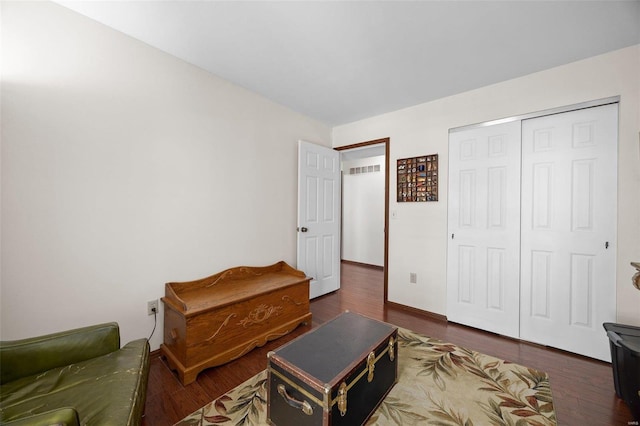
[160,261,312,385]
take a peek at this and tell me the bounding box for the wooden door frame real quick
[334,138,390,302]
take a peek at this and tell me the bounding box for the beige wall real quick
[333,45,640,326]
[0,1,331,348]
[2,1,638,352]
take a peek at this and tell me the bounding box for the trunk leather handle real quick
[277,384,313,416]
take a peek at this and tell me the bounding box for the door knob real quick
[299,227,308,232]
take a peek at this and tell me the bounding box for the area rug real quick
[175,327,556,425]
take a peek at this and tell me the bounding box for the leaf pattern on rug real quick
[177,372,268,426]
[425,391,474,426]
[474,363,557,426]
[402,329,477,391]
[367,395,429,425]
[174,327,556,425]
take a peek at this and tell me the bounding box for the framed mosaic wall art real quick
[397,154,438,202]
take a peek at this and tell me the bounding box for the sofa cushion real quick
[2,408,80,426]
[0,323,121,385]
[0,339,149,425]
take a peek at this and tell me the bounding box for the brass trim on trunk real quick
[329,339,392,406]
[270,334,397,415]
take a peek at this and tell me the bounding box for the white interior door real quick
[520,104,618,361]
[297,140,341,299]
[447,121,522,338]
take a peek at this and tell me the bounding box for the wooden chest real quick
[161,261,311,385]
[267,312,398,426]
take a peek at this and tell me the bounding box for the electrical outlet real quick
[147,299,158,316]
[409,272,417,284]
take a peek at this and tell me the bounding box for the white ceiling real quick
[57,1,640,126]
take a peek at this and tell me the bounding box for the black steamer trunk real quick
[267,312,398,426]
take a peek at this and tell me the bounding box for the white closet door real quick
[447,121,522,338]
[520,104,618,361]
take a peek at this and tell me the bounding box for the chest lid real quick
[271,311,396,385]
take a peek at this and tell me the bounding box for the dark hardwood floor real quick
[143,262,633,425]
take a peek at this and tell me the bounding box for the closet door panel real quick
[520,103,617,361]
[447,121,521,338]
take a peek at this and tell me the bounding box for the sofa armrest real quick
[0,323,120,384]
[2,407,80,426]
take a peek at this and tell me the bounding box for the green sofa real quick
[0,322,150,425]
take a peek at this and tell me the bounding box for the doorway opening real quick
[335,138,390,302]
